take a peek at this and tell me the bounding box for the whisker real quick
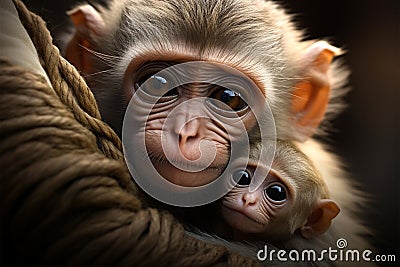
[84,68,114,77]
[78,44,122,67]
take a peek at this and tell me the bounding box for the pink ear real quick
[65,5,105,75]
[291,41,341,139]
[300,199,340,239]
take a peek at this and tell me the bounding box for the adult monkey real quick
[66,0,376,264]
[64,0,344,187]
[64,0,374,264]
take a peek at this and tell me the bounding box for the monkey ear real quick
[291,41,341,139]
[300,199,340,239]
[65,5,105,74]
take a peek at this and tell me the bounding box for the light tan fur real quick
[294,139,372,251]
[70,0,348,140]
[63,1,373,265]
[221,140,338,240]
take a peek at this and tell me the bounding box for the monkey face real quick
[65,0,341,193]
[124,60,264,187]
[221,164,294,238]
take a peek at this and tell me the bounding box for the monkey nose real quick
[178,135,202,161]
[242,192,258,206]
[176,119,205,161]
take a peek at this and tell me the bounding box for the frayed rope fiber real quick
[0,1,259,266]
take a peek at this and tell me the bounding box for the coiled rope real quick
[0,1,258,266]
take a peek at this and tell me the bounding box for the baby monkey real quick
[220,140,340,242]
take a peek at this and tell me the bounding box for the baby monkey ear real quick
[65,5,105,75]
[300,199,340,239]
[291,41,341,140]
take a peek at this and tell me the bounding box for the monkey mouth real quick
[150,154,222,170]
[221,204,264,226]
[150,156,224,186]
[165,158,221,171]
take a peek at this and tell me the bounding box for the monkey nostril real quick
[177,120,202,145]
[242,193,257,206]
[178,132,198,144]
[178,134,202,161]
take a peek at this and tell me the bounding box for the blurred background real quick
[19,0,399,263]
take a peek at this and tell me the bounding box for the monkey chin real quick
[221,205,267,234]
[151,159,223,187]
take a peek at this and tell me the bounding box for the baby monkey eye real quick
[264,183,287,203]
[233,169,252,186]
[209,87,247,111]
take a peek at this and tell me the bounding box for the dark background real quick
[20,0,400,263]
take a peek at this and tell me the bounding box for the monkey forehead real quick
[274,141,328,196]
[101,0,301,97]
[229,157,262,171]
[108,0,284,51]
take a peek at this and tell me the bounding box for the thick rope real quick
[1,0,261,266]
[12,0,123,161]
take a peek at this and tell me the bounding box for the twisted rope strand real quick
[12,0,123,161]
[1,0,262,265]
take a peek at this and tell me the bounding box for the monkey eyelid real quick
[267,169,287,184]
[133,61,179,83]
[267,168,296,202]
[205,98,250,118]
[208,84,249,105]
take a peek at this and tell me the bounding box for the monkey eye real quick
[232,169,252,187]
[150,75,168,88]
[136,74,178,98]
[209,87,248,112]
[264,183,287,203]
[163,87,179,97]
